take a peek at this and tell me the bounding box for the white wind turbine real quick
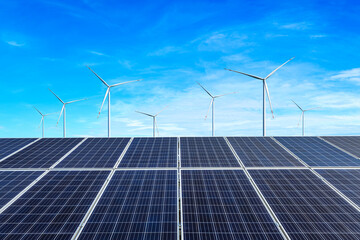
[87,66,142,137]
[197,82,237,136]
[49,89,87,138]
[291,100,319,136]
[33,106,56,138]
[225,57,294,136]
[135,106,168,137]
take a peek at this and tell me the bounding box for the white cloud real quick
[331,68,360,84]
[278,22,311,30]
[89,50,107,56]
[6,40,24,47]
[148,46,184,56]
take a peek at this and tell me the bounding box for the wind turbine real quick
[291,100,319,136]
[33,106,56,138]
[197,82,237,136]
[87,66,142,137]
[49,89,87,138]
[225,57,294,136]
[135,106,168,137]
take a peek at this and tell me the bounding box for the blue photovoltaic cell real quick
[250,169,360,240]
[275,137,360,166]
[56,138,130,168]
[0,138,83,168]
[181,137,240,167]
[0,170,109,240]
[0,171,43,208]
[78,170,178,240]
[181,170,283,240]
[316,169,360,206]
[119,137,177,168]
[322,136,360,158]
[227,137,303,167]
[0,138,36,160]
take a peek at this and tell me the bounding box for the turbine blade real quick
[135,111,154,117]
[56,105,64,126]
[67,98,87,104]
[155,105,168,116]
[264,57,295,80]
[264,81,274,119]
[49,89,64,104]
[98,88,109,118]
[38,117,43,129]
[33,106,43,116]
[205,99,213,120]
[155,118,160,137]
[214,91,238,98]
[224,68,263,80]
[297,112,302,127]
[291,99,303,111]
[197,82,214,98]
[87,66,110,87]
[110,79,142,87]
[304,107,320,111]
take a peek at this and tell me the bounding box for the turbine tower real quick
[291,100,319,136]
[87,66,142,137]
[135,106,168,137]
[33,106,56,138]
[197,82,237,136]
[225,57,294,136]
[49,89,87,138]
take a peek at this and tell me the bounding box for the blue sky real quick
[1,0,360,137]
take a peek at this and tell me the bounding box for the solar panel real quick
[0,138,83,168]
[316,169,360,206]
[181,170,283,240]
[78,170,178,240]
[0,138,36,160]
[181,137,240,167]
[321,136,360,158]
[249,169,360,240]
[0,171,43,208]
[0,170,109,239]
[275,137,360,166]
[56,138,130,168]
[118,137,177,168]
[227,137,303,167]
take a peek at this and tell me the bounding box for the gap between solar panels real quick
[271,136,360,213]
[223,137,291,240]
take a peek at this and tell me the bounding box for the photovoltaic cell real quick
[181,170,283,240]
[56,138,130,168]
[227,137,303,167]
[0,171,43,208]
[119,137,177,168]
[316,169,360,206]
[0,138,83,168]
[0,170,109,240]
[275,137,360,166]
[181,137,240,167]
[322,136,360,158]
[250,169,360,240]
[78,170,178,240]
[0,138,36,160]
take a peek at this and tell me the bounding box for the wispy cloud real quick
[88,50,107,56]
[6,40,24,47]
[194,32,248,52]
[331,68,360,84]
[148,46,184,56]
[278,22,311,30]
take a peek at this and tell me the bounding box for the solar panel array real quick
[321,136,360,158]
[0,138,36,160]
[0,136,359,240]
[181,137,240,167]
[228,137,302,167]
[56,138,130,168]
[275,136,360,166]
